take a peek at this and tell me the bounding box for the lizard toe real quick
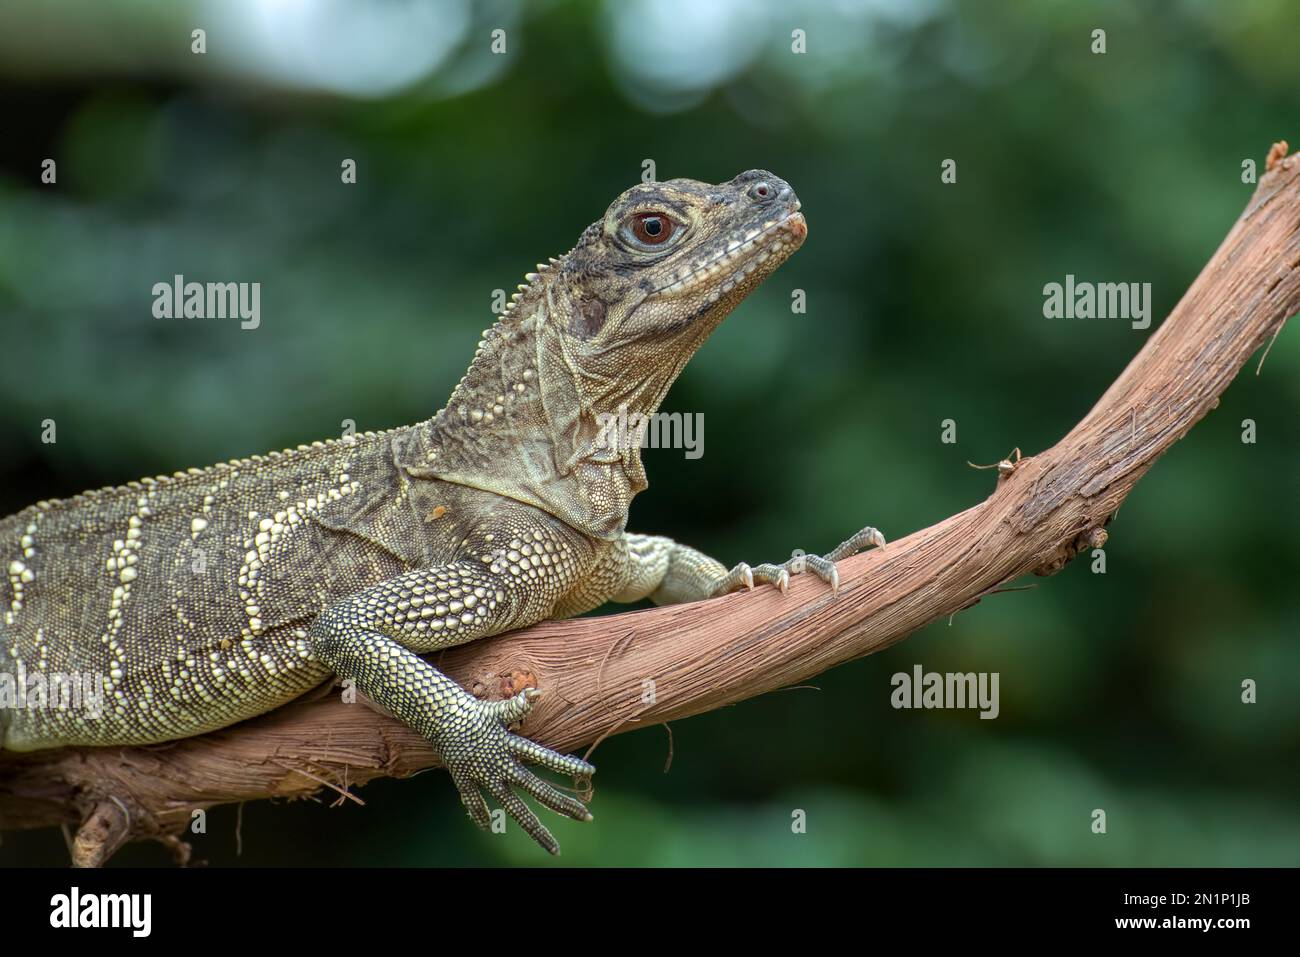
[451,768,493,831]
[825,525,887,562]
[750,563,791,592]
[709,562,755,597]
[509,764,593,822]
[486,687,539,725]
[440,697,593,854]
[487,780,560,855]
[506,733,595,778]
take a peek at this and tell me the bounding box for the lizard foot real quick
[440,687,594,855]
[710,525,886,598]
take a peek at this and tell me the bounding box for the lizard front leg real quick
[615,526,887,606]
[309,538,594,854]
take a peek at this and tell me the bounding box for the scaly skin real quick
[0,170,884,854]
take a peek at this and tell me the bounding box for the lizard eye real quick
[626,212,677,248]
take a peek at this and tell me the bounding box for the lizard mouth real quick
[649,208,807,298]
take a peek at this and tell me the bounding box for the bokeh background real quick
[1,0,1297,866]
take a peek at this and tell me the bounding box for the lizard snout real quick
[732,169,798,210]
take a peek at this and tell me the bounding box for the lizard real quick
[0,169,885,855]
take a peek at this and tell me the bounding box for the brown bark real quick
[2,145,1297,865]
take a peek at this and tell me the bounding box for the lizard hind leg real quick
[308,562,594,854]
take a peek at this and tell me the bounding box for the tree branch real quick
[3,145,1298,864]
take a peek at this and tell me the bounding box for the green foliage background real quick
[0,0,1296,866]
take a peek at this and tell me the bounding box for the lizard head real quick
[427,171,805,539]
[554,169,807,413]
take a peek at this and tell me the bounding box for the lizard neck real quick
[408,273,669,540]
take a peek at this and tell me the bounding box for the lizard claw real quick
[709,561,755,597]
[485,687,541,724]
[748,563,792,593]
[439,690,593,855]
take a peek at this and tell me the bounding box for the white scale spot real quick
[239,470,361,629]
[7,519,40,619]
[99,497,151,656]
[5,566,25,617]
